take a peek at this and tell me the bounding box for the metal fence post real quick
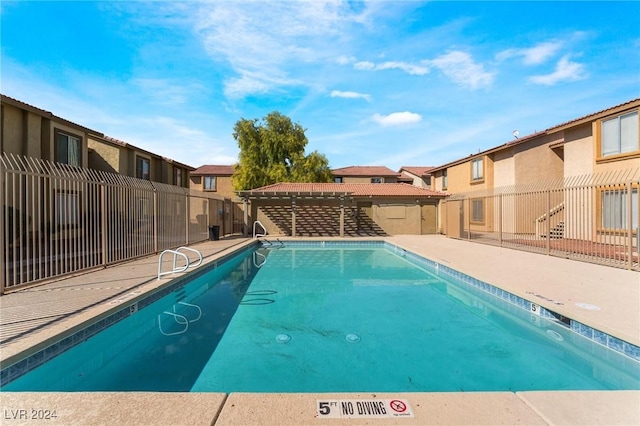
[467,198,471,241]
[498,193,503,247]
[185,191,189,246]
[101,183,107,267]
[546,189,551,255]
[153,189,158,254]
[627,181,633,270]
[0,160,5,295]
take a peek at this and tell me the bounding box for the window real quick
[471,198,484,223]
[136,156,150,180]
[371,177,383,184]
[471,159,483,182]
[204,176,216,191]
[334,177,343,183]
[55,129,82,167]
[601,111,639,157]
[55,191,79,227]
[601,188,638,230]
[138,198,151,219]
[442,170,448,190]
[174,168,182,187]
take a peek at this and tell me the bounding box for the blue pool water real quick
[3,244,639,392]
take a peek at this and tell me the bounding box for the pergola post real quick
[339,195,345,237]
[243,197,249,236]
[291,195,296,237]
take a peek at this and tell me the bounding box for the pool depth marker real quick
[316,399,414,419]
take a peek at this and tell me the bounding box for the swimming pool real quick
[2,242,639,392]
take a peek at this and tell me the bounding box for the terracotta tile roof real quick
[399,166,435,176]
[331,166,400,177]
[240,182,446,198]
[191,165,236,176]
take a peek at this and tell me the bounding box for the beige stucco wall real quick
[442,154,493,195]
[492,149,515,188]
[190,175,235,199]
[513,134,564,185]
[88,136,122,173]
[1,104,26,155]
[216,176,236,199]
[563,123,594,178]
[1,105,47,159]
[401,172,428,188]
[372,199,422,235]
[190,176,203,191]
[432,170,446,192]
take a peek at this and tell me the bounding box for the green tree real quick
[232,111,332,190]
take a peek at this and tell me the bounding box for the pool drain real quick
[345,333,360,343]
[276,334,291,343]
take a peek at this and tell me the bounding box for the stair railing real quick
[535,202,565,238]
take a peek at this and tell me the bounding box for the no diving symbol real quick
[389,400,407,413]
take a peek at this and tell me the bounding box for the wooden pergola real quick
[238,189,353,237]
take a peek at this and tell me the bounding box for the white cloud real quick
[330,90,371,101]
[132,78,205,105]
[529,55,587,85]
[193,1,372,99]
[354,61,376,70]
[336,55,356,65]
[496,41,563,65]
[428,51,494,89]
[371,111,422,126]
[354,60,429,75]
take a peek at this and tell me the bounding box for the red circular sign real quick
[389,400,407,413]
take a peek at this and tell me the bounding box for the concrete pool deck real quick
[1,235,639,425]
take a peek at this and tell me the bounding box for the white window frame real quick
[442,170,448,190]
[204,176,216,191]
[601,188,638,230]
[471,198,484,223]
[55,129,82,167]
[55,191,79,227]
[601,111,639,157]
[471,159,483,182]
[371,177,383,184]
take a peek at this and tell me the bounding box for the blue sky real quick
[2,1,639,171]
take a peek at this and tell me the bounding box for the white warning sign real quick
[316,399,414,419]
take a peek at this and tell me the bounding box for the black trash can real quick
[209,225,220,241]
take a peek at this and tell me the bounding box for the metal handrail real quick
[157,247,202,279]
[253,251,267,268]
[253,220,267,238]
[175,246,203,268]
[158,249,189,279]
[177,301,202,322]
[158,311,189,336]
[157,301,202,336]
